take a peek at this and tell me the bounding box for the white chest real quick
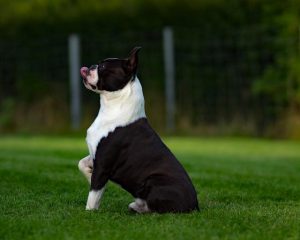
[85,78,146,159]
[86,120,102,160]
[86,115,121,159]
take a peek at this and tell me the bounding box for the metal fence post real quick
[68,34,81,130]
[163,26,176,133]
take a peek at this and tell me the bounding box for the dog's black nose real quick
[89,65,98,70]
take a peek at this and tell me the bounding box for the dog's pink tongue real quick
[80,67,88,78]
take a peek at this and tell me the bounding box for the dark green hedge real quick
[0,0,299,136]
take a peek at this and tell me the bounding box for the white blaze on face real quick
[86,69,99,86]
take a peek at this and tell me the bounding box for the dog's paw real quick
[85,206,98,211]
[128,202,137,212]
[128,199,150,213]
[85,167,93,173]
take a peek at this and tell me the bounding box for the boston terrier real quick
[78,47,199,213]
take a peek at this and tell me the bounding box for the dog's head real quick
[80,47,141,93]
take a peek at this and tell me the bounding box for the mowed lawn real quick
[0,136,300,240]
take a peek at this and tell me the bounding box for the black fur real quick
[96,47,141,92]
[91,118,199,213]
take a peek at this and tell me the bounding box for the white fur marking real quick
[86,188,105,210]
[84,68,100,92]
[78,156,93,184]
[86,77,146,158]
[128,198,150,213]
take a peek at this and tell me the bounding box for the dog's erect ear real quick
[125,47,141,74]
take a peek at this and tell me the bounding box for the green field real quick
[0,136,300,240]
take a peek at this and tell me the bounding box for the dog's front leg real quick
[86,166,109,210]
[78,155,93,184]
[86,187,106,210]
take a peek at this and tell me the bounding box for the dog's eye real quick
[89,65,98,70]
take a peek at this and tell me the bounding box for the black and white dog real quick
[78,47,199,213]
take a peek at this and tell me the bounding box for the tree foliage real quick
[0,0,299,135]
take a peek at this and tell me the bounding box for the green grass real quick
[1,136,300,240]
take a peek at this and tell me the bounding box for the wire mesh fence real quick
[175,26,298,135]
[0,26,298,136]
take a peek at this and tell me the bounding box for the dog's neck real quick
[86,77,146,158]
[99,77,146,121]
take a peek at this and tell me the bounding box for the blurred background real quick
[1,0,300,138]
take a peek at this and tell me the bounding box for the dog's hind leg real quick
[128,198,150,213]
[78,155,93,184]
